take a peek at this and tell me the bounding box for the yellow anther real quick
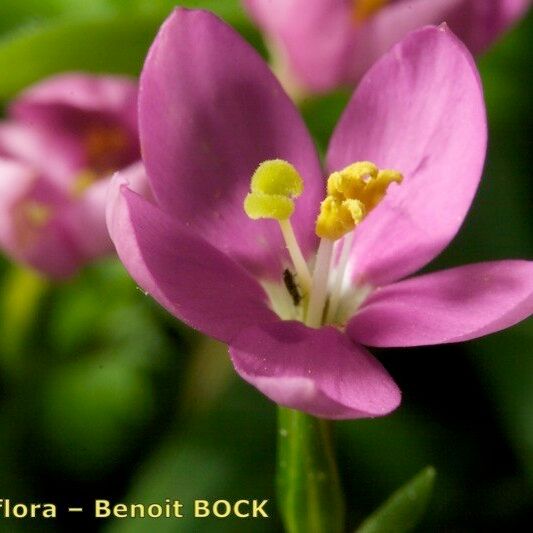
[352,0,391,23]
[244,159,304,221]
[244,192,295,221]
[343,198,365,223]
[316,196,365,240]
[327,161,378,198]
[316,161,402,240]
[363,169,403,210]
[250,159,303,197]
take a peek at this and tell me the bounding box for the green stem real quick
[0,265,48,380]
[277,407,345,532]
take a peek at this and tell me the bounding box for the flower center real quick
[244,159,403,328]
[84,124,130,176]
[67,125,132,199]
[352,0,391,23]
[15,200,52,247]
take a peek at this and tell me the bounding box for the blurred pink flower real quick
[244,0,530,95]
[0,73,141,277]
[107,9,533,419]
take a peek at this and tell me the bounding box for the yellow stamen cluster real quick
[316,161,402,240]
[352,0,390,23]
[244,160,304,221]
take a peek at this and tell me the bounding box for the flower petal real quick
[244,0,355,92]
[12,73,138,129]
[60,177,113,260]
[348,261,533,347]
[0,122,81,185]
[63,163,147,260]
[0,157,82,277]
[347,0,462,83]
[327,25,487,286]
[7,74,139,185]
[106,171,279,343]
[245,1,528,93]
[230,321,400,419]
[442,0,530,54]
[139,8,323,279]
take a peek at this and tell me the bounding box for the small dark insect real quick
[283,269,302,306]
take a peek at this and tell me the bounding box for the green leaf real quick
[0,0,246,36]
[0,14,162,100]
[356,467,436,533]
[0,2,254,101]
[0,0,113,35]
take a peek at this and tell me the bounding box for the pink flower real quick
[244,0,530,95]
[107,9,533,419]
[0,74,141,277]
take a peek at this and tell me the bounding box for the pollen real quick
[316,161,402,240]
[352,0,391,23]
[244,192,295,220]
[244,159,304,221]
[316,196,365,240]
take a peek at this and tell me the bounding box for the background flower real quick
[244,0,530,95]
[0,73,140,277]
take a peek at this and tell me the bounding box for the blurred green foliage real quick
[0,1,253,100]
[356,467,436,533]
[0,1,531,532]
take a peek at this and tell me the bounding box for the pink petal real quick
[327,25,487,286]
[12,73,138,130]
[0,158,82,277]
[348,261,533,347]
[0,158,38,251]
[106,172,279,343]
[244,1,528,92]
[62,163,147,260]
[347,0,462,83]
[7,74,139,186]
[230,321,400,419]
[139,8,323,279]
[0,122,81,185]
[60,178,113,260]
[244,0,356,92]
[345,0,528,82]
[443,0,530,54]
